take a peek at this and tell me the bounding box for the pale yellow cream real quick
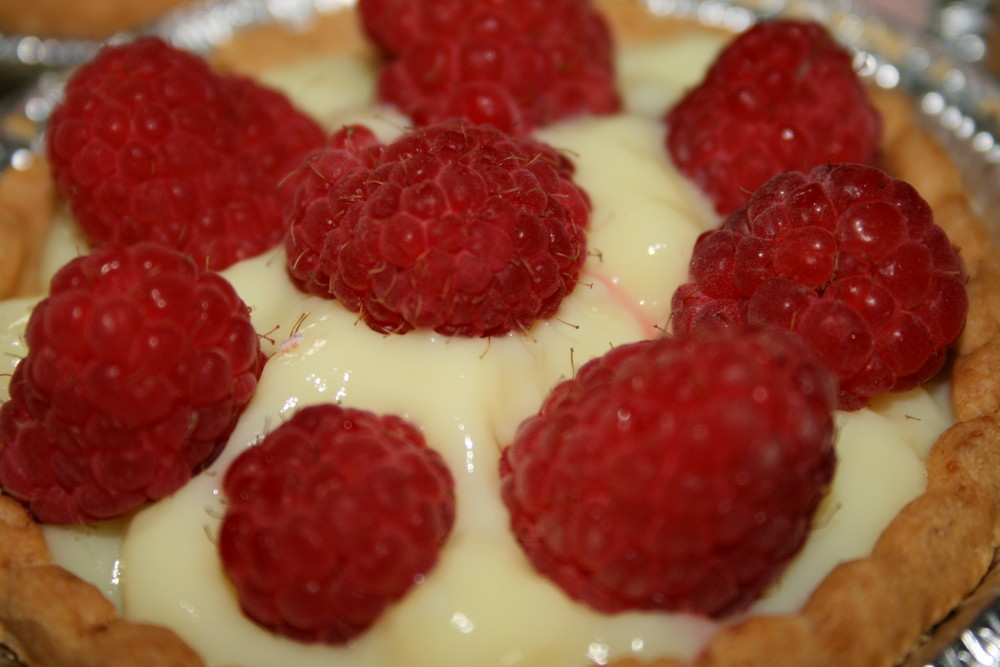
[0,27,952,667]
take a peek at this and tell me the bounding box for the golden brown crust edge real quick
[0,162,56,300]
[0,3,999,667]
[0,495,204,666]
[0,0,197,40]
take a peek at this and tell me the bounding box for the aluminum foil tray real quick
[0,32,102,71]
[1,0,999,666]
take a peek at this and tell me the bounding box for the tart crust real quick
[0,0,196,40]
[0,161,55,299]
[2,2,999,666]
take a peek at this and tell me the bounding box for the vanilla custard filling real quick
[0,29,953,667]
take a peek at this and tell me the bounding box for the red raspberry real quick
[46,37,324,271]
[499,327,836,618]
[671,163,968,411]
[358,0,620,133]
[219,403,455,644]
[666,20,882,216]
[0,243,265,524]
[284,121,590,337]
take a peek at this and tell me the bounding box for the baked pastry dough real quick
[0,0,196,40]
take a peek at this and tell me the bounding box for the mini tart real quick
[1,1,1000,666]
[0,0,197,40]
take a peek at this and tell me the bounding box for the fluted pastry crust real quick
[0,0,196,40]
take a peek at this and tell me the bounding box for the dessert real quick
[0,1,998,667]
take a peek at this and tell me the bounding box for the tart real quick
[1,1,999,666]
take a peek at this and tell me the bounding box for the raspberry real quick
[499,327,836,618]
[358,0,620,133]
[219,403,455,644]
[284,121,590,337]
[46,37,324,271]
[0,243,265,524]
[671,163,968,411]
[666,20,881,216]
